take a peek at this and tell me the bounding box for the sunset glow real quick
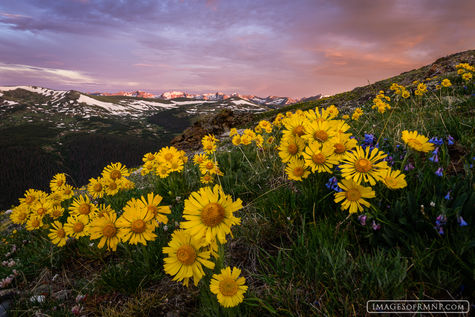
[1,0,474,97]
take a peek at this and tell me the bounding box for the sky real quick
[0,0,474,98]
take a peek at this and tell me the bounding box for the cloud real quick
[0,63,96,85]
[0,0,474,97]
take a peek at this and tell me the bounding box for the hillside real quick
[0,49,474,316]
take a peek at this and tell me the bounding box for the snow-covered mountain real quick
[0,86,268,120]
[91,89,318,108]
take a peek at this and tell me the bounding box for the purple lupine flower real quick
[435,167,443,177]
[358,215,367,226]
[458,216,468,227]
[438,227,444,235]
[429,137,443,146]
[444,191,452,200]
[447,135,455,145]
[435,214,447,234]
[371,220,381,231]
[325,176,342,192]
[429,148,439,163]
[364,133,375,145]
[405,163,415,171]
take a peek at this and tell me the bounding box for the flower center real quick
[147,205,158,216]
[79,204,91,215]
[176,245,197,265]
[219,277,239,296]
[110,170,121,180]
[293,125,305,136]
[293,167,304,177]
[93,183,102,192]
[206,144,213,150]
[56,179,64,186]
[25,196,34,204]
[31,219,40,227]
[313,130,328,142]
[19,212,27,220]
[355,158,373,173]
[206,162,215,170]
[73,222,84,233]
[131,219,146,233]
[52,208,62,217]
[108,182,117,190]
[334,143,346,154]
[56,228,66,238]
[102,224,117,238]
[64,188,72,195]
[147,153,155,161]
[287,143,298,155]
[164,153,173,161]
[37,207,46,216]
[312,153,326,164]
[201,203,225,227]
[346,188,362,201]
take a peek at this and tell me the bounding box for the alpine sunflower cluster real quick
[140,146,188,178]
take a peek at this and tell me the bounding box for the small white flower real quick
[430,201,436,207]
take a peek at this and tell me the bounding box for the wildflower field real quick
[1,61,474,316]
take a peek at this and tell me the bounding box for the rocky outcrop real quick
[170,109,254,151]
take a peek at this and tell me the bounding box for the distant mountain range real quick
[89,90,322,107]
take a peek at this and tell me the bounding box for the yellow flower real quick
[156,164,171,178]
[210,267,248,308]
[330,133,358,161]
[325,105,339,119]
[232,135,241,146]
[202,134,218,154]
[19,189,42,207]
[351,108,363,120]
[342,114,350,120]
[31,197,53,219]
[340,146,388,185]
[102,162,130,181]
[401,130,434,153]
[26,215,43,231]
[285,159,310,181]
[61,184,75,200]
[402,90,410,99]
[199,159,224,176]
[89,211,120,251]
[193,153,208,165]
[282,115,308,138]
[10,205,30,225]
[334,179,375,214]
[50,173,67,192]
[142,152,156,164]
[69,195,98,221]
[240,134,252,145]
[64,215,88,238]
[181,185,242,244]
[201,173,214,184]
[302,142,339,173]
[116,202,157,245]
[137,193,171,224]
[302,120,336,144]
[278,135,305,163]
[163,230,215,287]
[229,128,238,136]
[49,206,65,219]
[87,177,105,199]
[48,221,67,247]
[441,79,452,87]
[381,169,407,189]
[462,72,472,81]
